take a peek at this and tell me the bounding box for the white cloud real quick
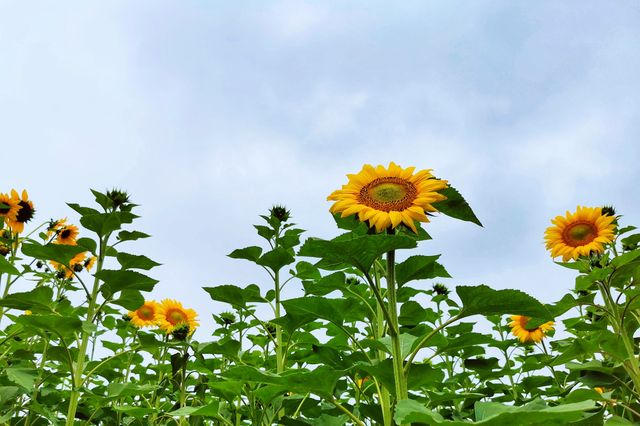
[262,0,334,41]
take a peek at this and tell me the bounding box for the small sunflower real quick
[509,315,554,344]
[50,252,87,279]
[544,206,616,262]
[327,162,448,233]
[155,299,199,335]
[6,190,35,233]
[0,193,20,222]
[55,224,79,245]
[46,218,67,238]
[84,256,97,271]
[128,300,160,328]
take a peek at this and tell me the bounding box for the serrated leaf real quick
[21,243,86,265]
[96,269,158,294]
[457,285,553,320]
[5,367,37,391]
[299,234,417,273]
[395,255,450,286]
[112,290,145,310]
[117,252,161,270]
[0,287,53,312]
[432,185,482,227]
[228,246,262,262]
[203,284,265,309]
[117,230,151,241]
[256,247,295,272]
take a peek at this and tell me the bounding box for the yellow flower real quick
[0,193,20,222]
[55,224,79,245]
[84,256,97,271]
[594,387,605,394]
[6,190,35,234]
[51,252,87,279]
[544,206,616,262]
[128,300,160,328]
[24,310,32,316]
[155,299,199,335]
[46,218,68,238]
[509,315,554,344]
[327,162,448,233]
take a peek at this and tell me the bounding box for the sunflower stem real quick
[386,249,409,414]
[374,265,393,426]
[65,236,107,426]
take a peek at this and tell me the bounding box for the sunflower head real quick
[106,188,131,211]
[328,162,448,233]
[50,252,87,279]
[155,299,199,335]
[46,218,67,238]
[56,224,79,245]
[544,206,616,262]
[6,190,35,234]
[129,300,161,328]
[508,315,554,344]
[0,193,20,222]
[84,256,97,271]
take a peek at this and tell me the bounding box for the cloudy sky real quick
[2,1,639,337]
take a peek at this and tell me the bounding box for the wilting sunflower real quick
[6,190,35,233]
[509,315,554,344]
[128,300,160,328]
[544,206,616,262]
[0,193,20,222]
[56,224,79,245]
[155,299,199,335]
[327,162,448,233]
[51,252,87,279]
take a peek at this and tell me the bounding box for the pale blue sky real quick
[2,1,639,337]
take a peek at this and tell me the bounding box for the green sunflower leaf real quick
[116,252,161,270]
[228,246,262,262]
[21,242,86,265]
[117,230,151,242]
[5,367,37,391]
[257,247,295,272]
[96,269,158,295]
[433,185,482,227]
[80,211,137,237]
[202,284,265,309]
[456,285,553,320]
[299,234,417,273]
[112,290,145,310]
[395,255,450,286]
[0,287,53,312]
[0,256,19,275]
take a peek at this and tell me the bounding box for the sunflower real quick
[6,190,35,233]
[84,256,97,271]
[155,299,199,335]
[327,162,448,233]
[509,315,554,344]
[55,224,79,245]
[544,206,616,262]
[0,193,20,222]
[128,300,160,328]
[51,252,87,279]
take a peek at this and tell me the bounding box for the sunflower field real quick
[1,162,639,425]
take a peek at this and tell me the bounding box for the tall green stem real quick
[65,237,106,425]
[274,269,284,374]
[386,250,408,408]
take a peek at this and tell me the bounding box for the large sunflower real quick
[327,162,448,233]
[128,300,160,328]
[544,206,616,262]
[55,224,79,245]
[155,299,199,335]
[6,190,35,233]
[0,193,20,222]
[509,315,554,344]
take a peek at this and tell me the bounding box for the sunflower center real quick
[167,309,188,325]
[137,306,155,320]
[0,202,9,215]
[15,201,34,223]
[359,177,417,212]
[60,229,71,239]
[563,222,597,247]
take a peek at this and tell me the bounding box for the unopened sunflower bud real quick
[0,244,9,257]
[345,277,361,286]
[106,188,130,210]
[269,205,291,222]
[601,206,616,217]
[56,271,66,279]
[433,283,450,296]
[219,311,236,326]
[35,260,43,269]
[265,323,277,339]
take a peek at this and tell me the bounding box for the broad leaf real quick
[203,284,265,309]
[21,243,86,265]
[457,285,553,320]
[117,252,161,270]
[396,255,450,286]
[432,185,482,227]
[96,269,158,295]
